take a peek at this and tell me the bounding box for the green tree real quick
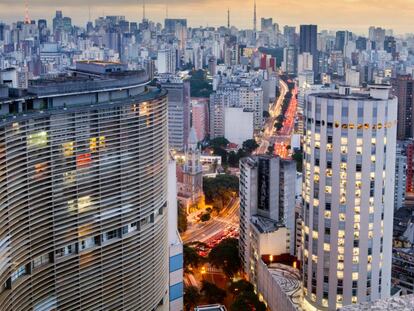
[242,139,259,154]
[228,280,254,296]
[230,290,266,311]
[262,111,270,118]
[267,145,275,155]
[203,174,239,205]
[208,238,241,278]
[201,281,227,303]
[200,213,211,222]
[177,202,188,233]
[292,150,303,172]
[228,151,239,167]
[184,286,201,311]
[183,244,203,273]
[210,137,230,148]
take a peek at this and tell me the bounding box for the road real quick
[256,79,297,159]
[256,80,289,155]
[181,198,240,244]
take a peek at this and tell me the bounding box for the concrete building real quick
[298,53,314,74]
[345,69,360,87]
[395,144,407,211]
[191,98,209,142]
[392,248,414,295]
[0,61,171,310]
[158,48,176,74]
[340,294,414,311]
[391,75,414,140]
[160,75,191,150]
[168,158,184,311]
[239,155,297,282]
[224,107,254,145]
[302,85,398,310]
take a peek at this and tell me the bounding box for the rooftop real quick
[251,215,284,234]
[339,295,414,311]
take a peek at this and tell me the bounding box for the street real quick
[181,198,240,244]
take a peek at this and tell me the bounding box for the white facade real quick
[224,107,254,145]
[157,49,176,74]
[302,85,398,310]
[298,52,313,73]
[394,144,406,211]
[345,69,360,87]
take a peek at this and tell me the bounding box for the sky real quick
[0,0,413,35]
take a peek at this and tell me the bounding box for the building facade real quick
[0,62,170,311]
[239,155,297,281]
[302,85,397,310]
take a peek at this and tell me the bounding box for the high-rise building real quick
[261,18,273,32]
[283,26,296,47]
[160,75,191,150]
[191,98,209,142]
[157,48,177,74]
[302,85,398,310]
[300,25,318,75]
[0,61,171,310]
[164,19,187,34]
[282,46,298,75]
[394,143,407,211]
[239,155,297,284]
[391,75,414,140]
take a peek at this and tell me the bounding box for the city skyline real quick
[0,0,414,34]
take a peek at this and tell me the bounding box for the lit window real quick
[337,271,343,279]
[99,136,106,148]
[78,196,92,213]
[352,272,359,280]
[34,163,48,180]
[28,131,48,148]
[324,243,330,251]
[77,153,92,168]
[312,231,318,239]
[62,142,74,156]
[89,138,97,152]
[325,211,331,219]
[63,171,76,185]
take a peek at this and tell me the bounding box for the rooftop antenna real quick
[88,4,91,22]
[253,0,257,35]
[143,0,146,21]
[166,3,169,19]
[24,0,31,24]
[227,8,230,28]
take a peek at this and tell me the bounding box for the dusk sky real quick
[0,0,413,34]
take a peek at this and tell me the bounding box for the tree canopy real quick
[200,281,227,304]
[208,238,241,278]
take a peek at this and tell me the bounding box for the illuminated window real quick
[62,142,74,156]
[34,163,48,180]
[77,153,92,168]
[324,243,330,251]
[312,231,318,239]
[337,271,343,279]
[90,138,97,152]
[63,171,76,184]
[28,131,48,148]
[339,214,346,221]
[337,262,344,270]
[78,196,92,213]
[352,272,359,280]
[325,211,331,219]
[99,136,106,148]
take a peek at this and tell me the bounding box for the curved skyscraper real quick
[302,85,397,310]
[0,61,169,310]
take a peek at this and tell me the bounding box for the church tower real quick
[183,127,203,205]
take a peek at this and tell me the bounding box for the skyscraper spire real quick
[24,0,31,24]
[143,0,146,21]
[227,8,230,28]
[253,0,257,35]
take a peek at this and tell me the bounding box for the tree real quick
[242,139,259,154]
[200,213,211,222]
[262,111,270,118]
[230,290,266,311]
[292,150,303,172]
[228,280,254,296]
[200,281,227,303]
[209,137,229,148]
[184,286,201,311]
[267,145,275,155]
[177,202,188,233]
[203,174,239,204]
[183,244,203,272]
[228,151,239,167]
[208,238,241,278]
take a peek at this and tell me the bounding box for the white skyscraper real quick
[302,85,398,310]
